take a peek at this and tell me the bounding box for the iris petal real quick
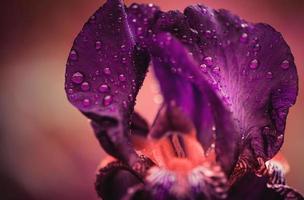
[148,33,238,174]
[65,0,150,165]
[184,5,298,162]
[96,161,143,200]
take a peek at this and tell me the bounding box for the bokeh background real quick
[0,0,303,199]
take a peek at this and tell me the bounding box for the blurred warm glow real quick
[0,0,303,199]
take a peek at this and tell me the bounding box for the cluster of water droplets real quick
[68,31,136,108]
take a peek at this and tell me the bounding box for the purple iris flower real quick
[65,0,303,199]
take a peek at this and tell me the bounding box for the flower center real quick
[131,130,227,198]
[141,131,215,171]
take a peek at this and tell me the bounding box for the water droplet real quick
[241,23,248,28]
[173,27,179,32]
[95,41,102,50]
[200,64,207,72]
[131,4,138,9]
[103,95,113,106]
[67,88,74,94]
[202,8,207,14]
[82,98,91,107]
[266,71,273,79]
[205,30,212,38]
[253,43,261,51]
[119,74,126,81]
[137,27,143,34]
[148,3,154,7]
[240,33,248,43]
[249,59,259,69]
[204,56,213,66]
[121,44,126,49]
[70,50,78,61]
[277,134,283,140]
[99,84,110,93]
[81,82,90,91]
[71,72,84,84]
[103,68,111,75]
[128,94,133,101]
[263,126,270,134]
[280,60,290,69]
[122,57,127,63]
[212,66,220,73]
[171,67,177,73]
[132,18,137,23]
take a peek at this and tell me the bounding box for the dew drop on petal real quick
[277,134,283,140]
[131,4,138,9]
[204,56,213,66]
[103,67,111,75]
[128,94,133,101]
[82,98,91,107]
[70,50,78,61]
[95,70,100,76]
[67,88,74,94]
[98,84,110,93]
[280,60,290,69]
[81,82,90,91]
[200,64,207,72]
[205,30,212,38]
[241,23,248,28]
[71,72,84,84]
[253,43,261,51]
[212,66,220,73]
[103,95,113,106]
[249,59,259,69]
[119,74,126,81]
[240,33,248,43]
[95,41,102,50]
[266,71,273,79]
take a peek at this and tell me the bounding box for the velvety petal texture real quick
[65,0,150,165]
[183,5,298,162]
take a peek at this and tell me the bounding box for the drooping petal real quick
[184,4,298,162]
[228,172,304,200]
[148,33,238,174]
[65,0,150,165]
[228,172,283,200]
[96,161,143,200]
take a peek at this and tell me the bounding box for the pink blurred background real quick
[0,0,303,199]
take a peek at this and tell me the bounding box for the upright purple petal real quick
[65,0,150,165]
[148,33,238,174]
[184,4,298,162]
